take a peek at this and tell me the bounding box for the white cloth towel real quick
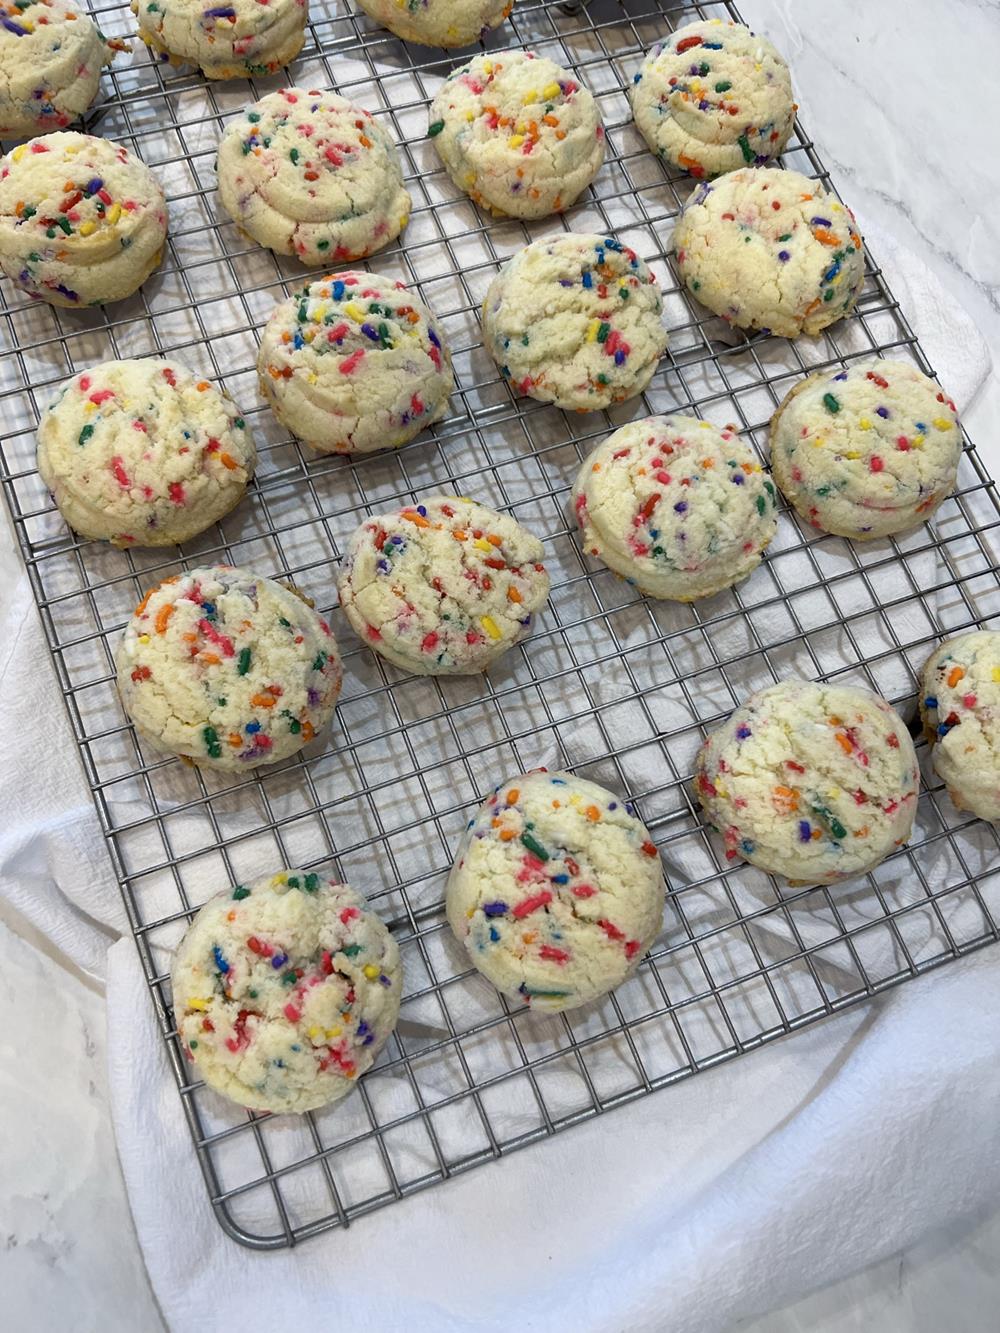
[1,220,998,1331]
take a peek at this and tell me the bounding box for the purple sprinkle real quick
[307,687,321,705]
[361,322,379,341]
[833,371,848,381]
[428,328,441,349]
[811,216,832,227]
[54,283,79,301]
[204,5,236,15]
[735,723,751,740]
[1,15,28,33]
[731,472,745,485]
[378,974,392,987]
[559,278,573,287]
[876,406,890,419]
[798,820,811,842]
[483,902,508,916]
[778,250,791,262]
[692,181,713,206]
[271,953,288,969]
[416,504,427,516]
[674,500,688,514]
[86,178,104,195]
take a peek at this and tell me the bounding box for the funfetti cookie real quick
[37,358,255,547]
[173,870,401,1113]
[770,357,961,539]
[446,770,665,1011]
[337,495,550,674]
[429,51,605,219]
[0,0,126,138]
[0,131,167,306]
[482,233,667,411]
[695,678,920,884]
[257,270,453,454]
[116,564,342,771]
[673,166,865,337]
[630,18,795,179]
[920,631,1000,823]
[572,414,777,600]
[217,87,410,266]
[132,0,307,79]
[354,0,513,48]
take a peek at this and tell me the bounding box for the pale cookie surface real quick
[217,87,410,266]
[483,233,667,411]
[695,679,919,884]
[0,131,167,306]
[173,871,401,1114]
[770,357,961,539]
[673,167,865,337]
[429,50,604,220]
[116,564,342,771]
[630,18,794,180]
[132,0,306,79]
[337,495,549,674]
[37,358,255,547]
[258,270,453,454]
[0,0,124,137]
[572,414,777,600]
[447,770,665,1011]
[354,0,512,48]
[920,632,1000,823]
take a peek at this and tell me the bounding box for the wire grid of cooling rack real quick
[2,0,1000,1249]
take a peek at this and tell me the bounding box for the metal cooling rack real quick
[2,0,999,1250]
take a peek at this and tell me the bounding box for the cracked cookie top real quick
[116,564,342,771]
[337,494,550,675]
[482,232,667,411]
[217,86,411,266]
[172,870,401,1113]
[446,769,665,1012]
[673,166,865,338]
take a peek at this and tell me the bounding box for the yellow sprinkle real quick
[107,202,122,226]
[912,433,925,447]
[272,873,287,886]
[325,1026,342,1040]
[344,302,365,321]
[473,537,492,552]
[312,302,327,322]
[363,964,380,980]
[307,1025,322,1040]
[542,82,560,100]
[138,633,150,644]
[307,372,318,384]
[858,417,872,430]
[84,400,98,412]
[186,998,210,1011]
[465,110,474,121]
[933,417,952,431]
[466,906,475,918]
[522,90,538,104]
[586,318,601,342]
[78,220,97,237]
[845,450,861,460]
[11,145,27,161]
[508,134,525,149]
[992,667,1000,683]
[481,615,502,640]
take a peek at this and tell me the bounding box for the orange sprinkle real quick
[542,115,558,127]
[301,721,315,742]
[358,133,372,148]
[228,733,242,747]
[155,603,174,634]
[812,227,840,247]
[499,828,517,841]
[452,529,468,541]
[182,631,198,643]
[134,588,154,617]
[522,931,537,944]
[835,732,853,755]
[196,380,210,391]
[506,788,519,805]
[678,153,702,171]
[200,652,222,666]
[219,451,238,470]
[555,130,566,140]
[828,715,843,726]
[487,533,503,546]
[251,693,276,708]
[947,665,965,688]
[585,805,601,822]
[507,586,522,603]
[854,825,869,838]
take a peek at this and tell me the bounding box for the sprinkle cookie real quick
[572,414,777,600]
[673,167,865,338]
[446,770,665,1012]
[920,631,1000,822]
[428,50,605,220]
[482,233,667,411]
[257,270,453,454]
[630,18,795,180]
[173,871,401,1113]
[116,564,342,771]
[132,0,306,79]
[37,358,255,547]
[354,0,513,48]
[217,87,410,267]
[770,358,962,540]
[337,495,549,674]
[0,0,126,138]
[695,679,919,884]
[0,131,167,307]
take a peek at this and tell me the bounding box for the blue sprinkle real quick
[604,237,623,252]
[489,926,500,942]
[731,473,745,485]
[292,329,304,350]
[633,72,641,84]
[85,177,104,195]
[428,328,441,348]
[379,974,392,986]
[823,260,841,282]
[201,601,215,616]
[416,504,427,516]
[937,722,952,736]
[778,250,791,262]
[245,720,261,734]
[811,216,832,227]
[674,500,688,514]
[551,874,569,884]
[798,821,811,843]
[876,406,890,419]
[212,945,229,973]
[361,322,379,341]
[332,280,345,299]
[833,370,848,381]
[702,41,723,49]
[608,802,617,810]
[924,696,938,710]
[741,838,755,855]
[559,278,573,287]
[736,724,751,740]
[271,953,288,969]
[483,901,507,916]
[614,349,626,365]
[582,270,593,288]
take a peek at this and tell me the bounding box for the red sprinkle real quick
[512,890,553,919]
[676,34,702,52]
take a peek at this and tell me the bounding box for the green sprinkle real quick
[247,111,260,123]
[234,417,244,430]
[822,393,840,414]
[189,1039,198,1049]
[78,424,94,446]
[279,616,291,627]
[738,133,753,164]
[203,726,221,758]
[692,279,701,291]
[286,875,300,888]
[521,832,549,861]
[778,233,791,242]
[619,286,629,299]
[289,147,299,164]
[317,239,329,250]
[304,873,320,893]
[281,970,297,986]
[312,652,326,671]
[20,204,35,220]
[830,817,848,840]
[823,288,835,301]
[714,80,732,93]
[755,495,766,516]
[232,885,251,900]
[597,373,609,386]
[343,944,362,957]
[428,120,445,136]
[248,988,258,999]
[597,321,610,344]
[236,647,252,676]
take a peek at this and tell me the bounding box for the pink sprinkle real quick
[512,890,552,919]
[90,388,114,405]
[110,456,130,488]
[870,456,885,473]
[168,482,185,504]
[422,631,439,651]
[963,693,977,708]
[598,918,625,942]
[199,618,235,656]
[339,349,365,375]
[539,945,569,963]
[340,906,360,924]
[283,1002,301,1022]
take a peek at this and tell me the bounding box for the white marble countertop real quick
[2,1,999,1329]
